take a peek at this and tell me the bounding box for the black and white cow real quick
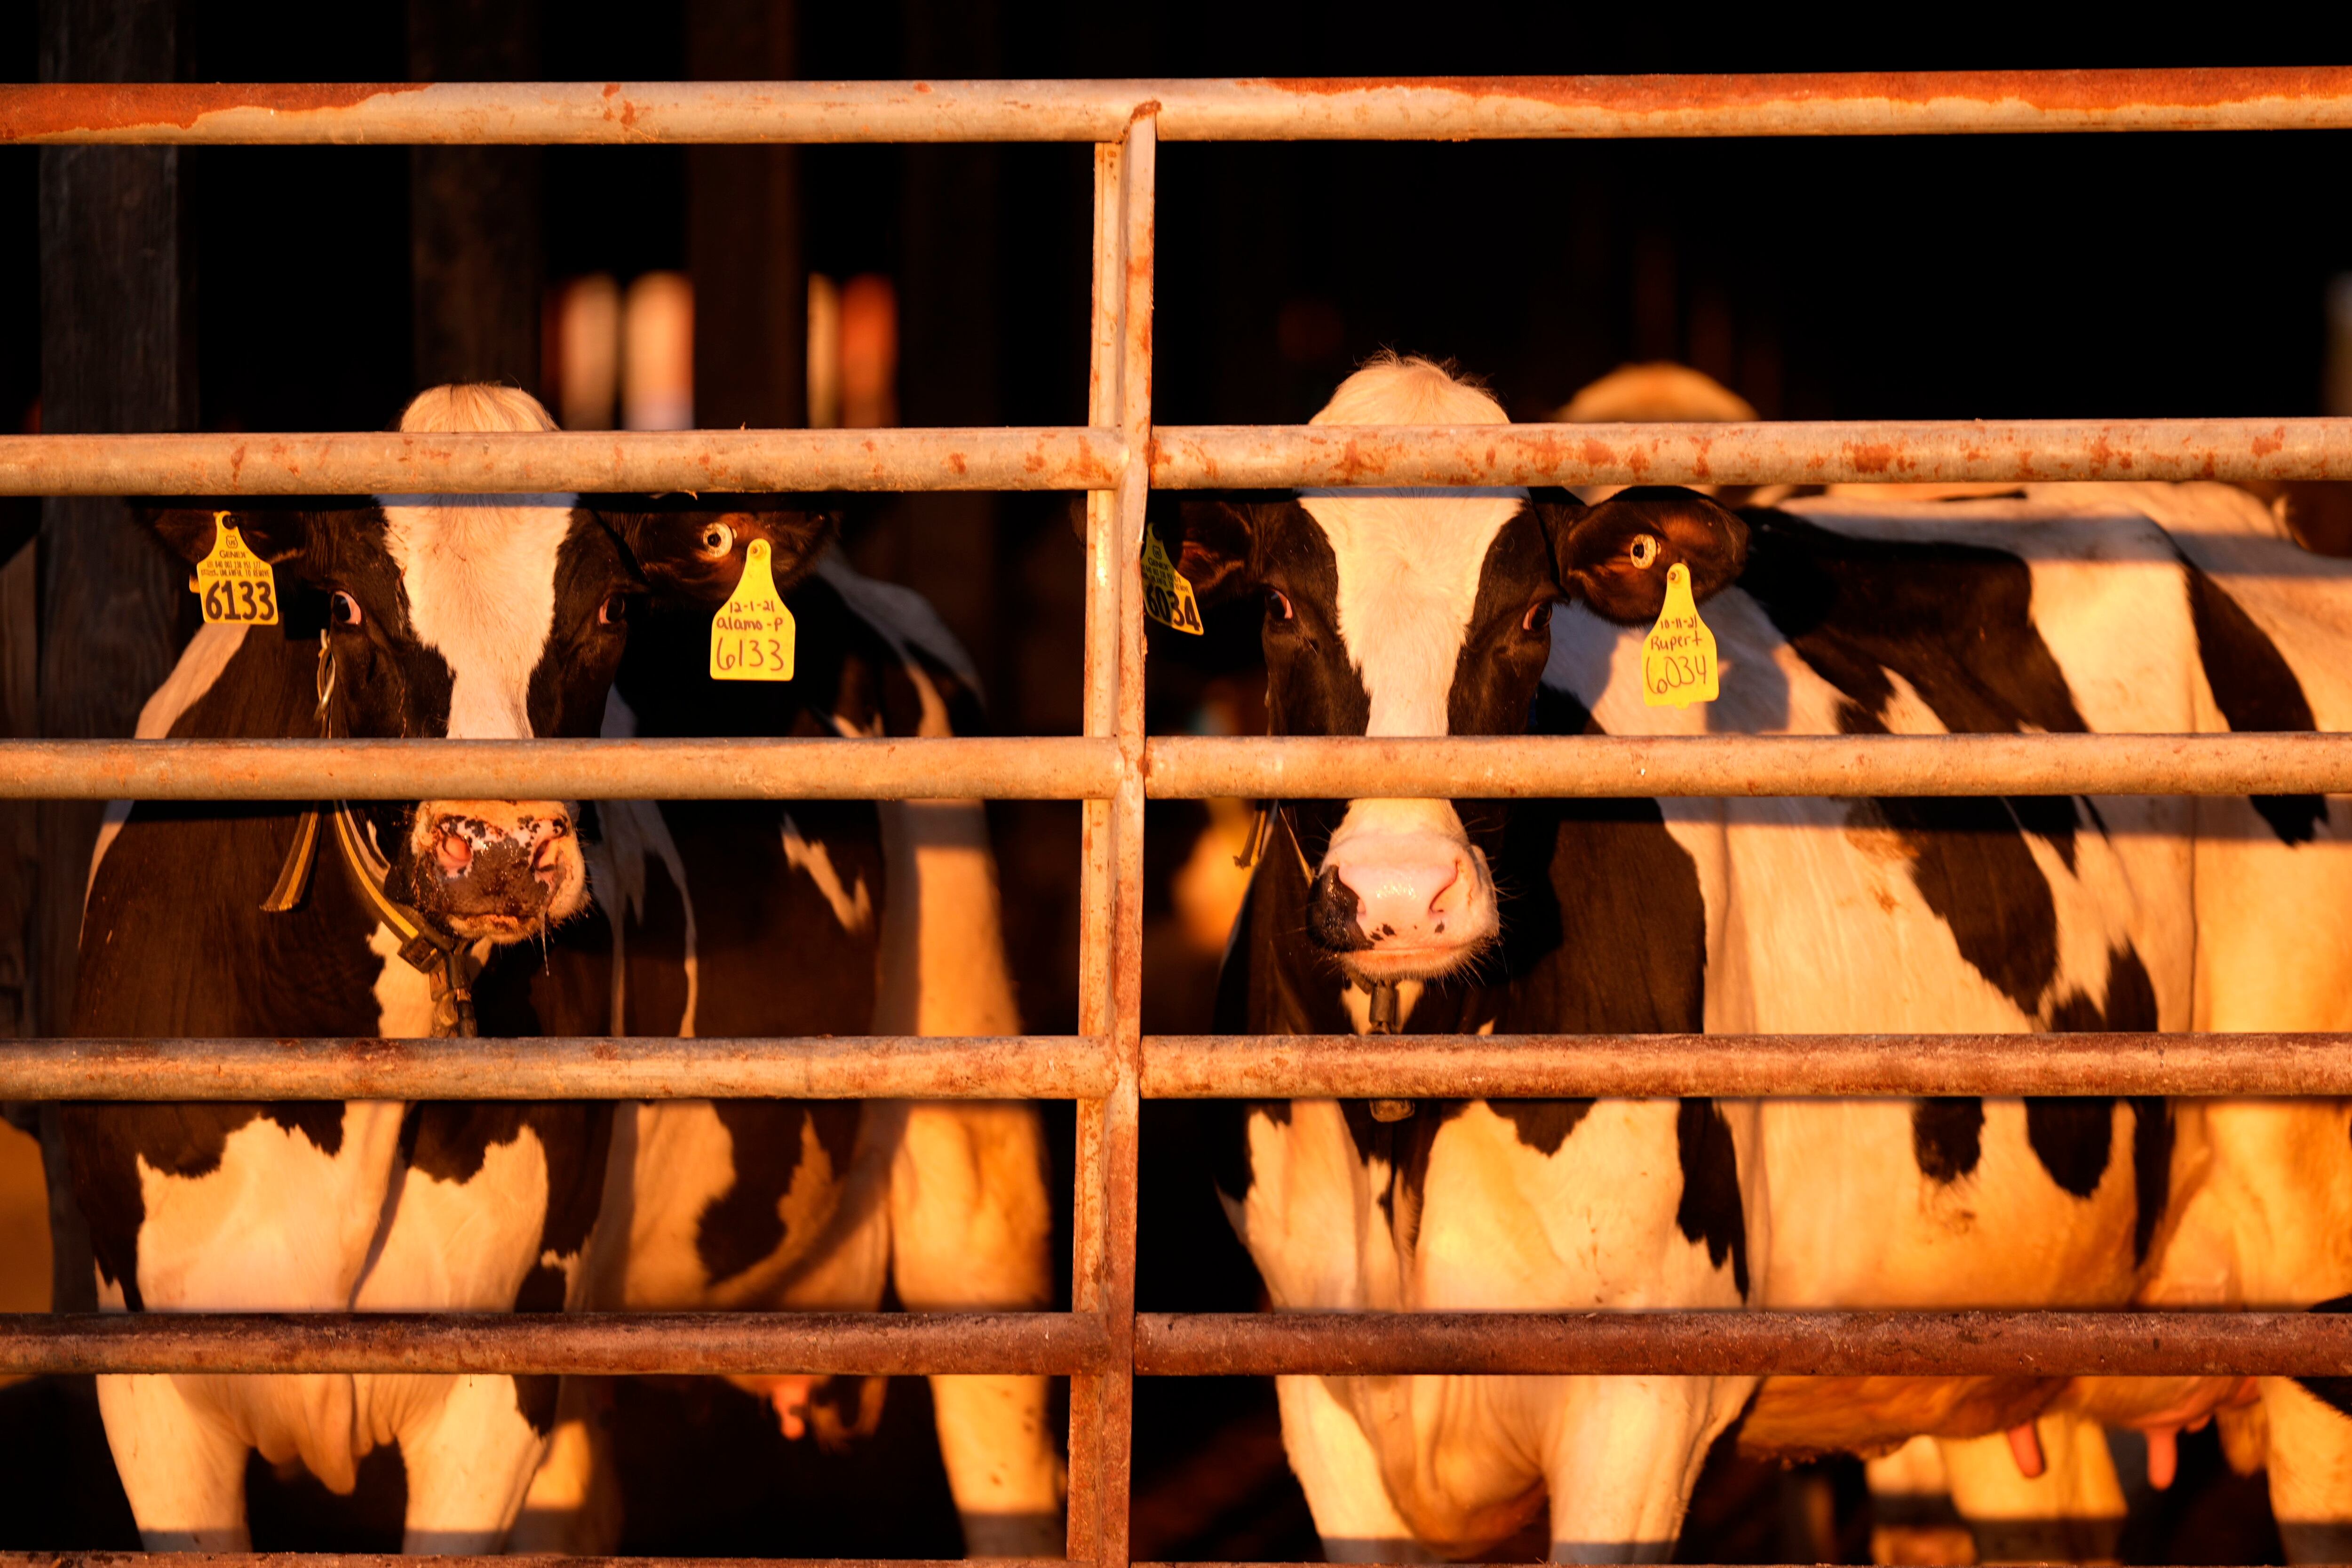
[505,504,1064,1559]
[63,384,715,1552]
[1167,355,2352,1562]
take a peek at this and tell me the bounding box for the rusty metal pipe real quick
[1150,418,2352,488]
[1140,1033,2352,1099]
[0,427,1125,495]
[2,420,2347,496]
[0,1311,1106,1377]
[1134,1310,2352,1378]
[0,1560,1033,1568]
[0,1036,1113,1101]
[5,71,2351,144]
[1144,733,2352,800]
[13,733,2351,804]
[0,736,1120,801]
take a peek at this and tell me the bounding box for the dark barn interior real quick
[4,3,2352,1560]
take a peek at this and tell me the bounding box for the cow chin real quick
[405,798,588,942]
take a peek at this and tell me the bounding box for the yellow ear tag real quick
[192,512,279,626]
[709,537,796,682]
[1141,528,1203,635]
[1641,562,1718,708]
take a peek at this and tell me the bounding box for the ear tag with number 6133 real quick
[193,511,279,626]
[1141,528,1203,635]
[710,537,796,682]
[1641,561,1717,708]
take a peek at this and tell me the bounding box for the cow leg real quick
[1543,1376,1733,1564]
[96,1372,253,1551]
[1937,1412,2125,1565]
[395,1373,550,1553]
[1276,1373,1435,1564]
[890,1100,1064,1556]
[2261,1376,2352,1561]
[508,1377,622,1554]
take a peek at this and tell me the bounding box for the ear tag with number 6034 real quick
[1141,528,1203,635]
[710,537,796,682]
[1641,561,1718,708]
[192,511,279,626]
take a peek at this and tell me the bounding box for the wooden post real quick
[685,0,803,431]
[408,0,543,391]
[891,0,1002,693]
[34,0,191,1312]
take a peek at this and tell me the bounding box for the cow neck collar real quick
[261,803,480,1038]
[254,637,483,1037]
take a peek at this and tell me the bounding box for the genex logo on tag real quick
[193,512,279,626]
[709,537,797,682]
[1641,562,1718,708]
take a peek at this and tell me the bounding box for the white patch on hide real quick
[781,812,873,935]
[377,386,577,742]
[1301,358,1524,741]
[88,622,251,913]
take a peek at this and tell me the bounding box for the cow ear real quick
[1541,486,1748,625]
[600,499,839,602]
[137,505,311,567]
[1164,498,1258,607]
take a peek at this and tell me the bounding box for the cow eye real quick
[1265,589,1294,622]
[1628,533,1661,568]
[330,590,363,627]
[598,592,628,628]
[1522,599,1554,633]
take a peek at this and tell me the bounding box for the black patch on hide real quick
[2185,563,2326,845]
[1912,1098,1985,1185]
[1676,1099,1749,1299]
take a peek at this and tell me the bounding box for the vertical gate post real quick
[1070,107,1155,1568]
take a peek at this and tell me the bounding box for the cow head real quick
[149,385,640,942]
[1167,355,1747,984]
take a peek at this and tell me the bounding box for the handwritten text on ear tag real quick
[710,537,796,682]
[1641,562,1718,708]
[193,512,279,626]
[1141,528,1204,635]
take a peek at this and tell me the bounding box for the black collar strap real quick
[260,800,479,1037]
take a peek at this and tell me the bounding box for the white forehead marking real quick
[1302,356,1525,739]
[377,384,580,741]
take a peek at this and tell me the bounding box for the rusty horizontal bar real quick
[1139,1032,2352,1099]
[15,1305,2334,1379]
[0,736,1120,801]
[1151,418,2352,488]
[4,420,2343,496]
[13,1032,2342,1103]
[0,1311,1106,1377]
[4,71,2350,144]
[0,1560,1065,1568]
[12,732,2351,804]
[1134,1311,2352,1378]
[0,1036,1112,1101]
[0,427,1125,495]
[1144,733,2352,799]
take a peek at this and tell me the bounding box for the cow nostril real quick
[437,831,473,875]
[1429,862,1468,915]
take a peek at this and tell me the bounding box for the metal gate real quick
[6,68,2352,1567]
